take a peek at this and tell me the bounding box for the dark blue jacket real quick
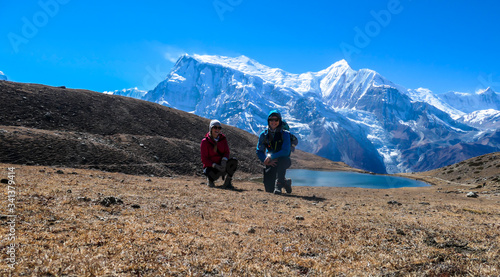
[256,110,291,162]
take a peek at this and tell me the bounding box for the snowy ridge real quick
[103,87,148,99]
[437,87,500,113]
[459,109,500,129]
[406,88,465,119]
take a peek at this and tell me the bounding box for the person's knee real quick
[226,158,238,175]
[204,167,221,181]
[276,157,291,169]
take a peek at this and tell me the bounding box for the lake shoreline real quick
[286,169,430,189]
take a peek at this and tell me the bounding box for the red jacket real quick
[200,132,230,168]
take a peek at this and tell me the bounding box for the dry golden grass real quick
[1,163,499,276]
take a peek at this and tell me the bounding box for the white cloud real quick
[163,45,187,63]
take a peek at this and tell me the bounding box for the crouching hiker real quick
[201,120,238,189]
[256,110,292,194]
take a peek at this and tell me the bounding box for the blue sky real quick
[1,0,499,94]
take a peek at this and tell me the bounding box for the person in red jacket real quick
[200,120,238,188]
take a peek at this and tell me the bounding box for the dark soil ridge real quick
[0,81,352,176]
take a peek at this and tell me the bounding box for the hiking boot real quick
[273,181,282,195]
[207,178,215,188]
[222,176,235,190]
[284,178,292,193]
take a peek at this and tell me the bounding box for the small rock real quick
[131,204,141,209]
[67,189,72,194]
[100,196,123,207]
[145,178,152,182]
[247,227,256,234]
[387,200,402,206]
[56,170,64,174]
[295,215,305,220]
[77,196,91,202]
[419,202,430,205]
[160,204,168,208]
[0,179,8,184]
[466,192,479,198]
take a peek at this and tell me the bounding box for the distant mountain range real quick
[438,87,500,113]
[103,87,147,99]
[105,55,500,173]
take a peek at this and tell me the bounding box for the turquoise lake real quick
[286,169,430,189]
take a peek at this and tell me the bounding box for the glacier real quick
[103,87,148,99]
[106,54,500,174]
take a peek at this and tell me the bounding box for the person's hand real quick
[264,157,277,167]
[213,163,225,172]
[220,158,227,171]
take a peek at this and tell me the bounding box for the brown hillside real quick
[0,81,352,176]
[400,152,500,195]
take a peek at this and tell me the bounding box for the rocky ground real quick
[0,163,498,276]
[400,152,500,198]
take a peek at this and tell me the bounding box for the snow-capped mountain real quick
[406,88,465,119]
[437,88,500,113]
[458,109,500,129]
[103,87,148,99]
[0,71,7,81]
[135,54,499,173]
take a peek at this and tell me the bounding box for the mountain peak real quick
[323,59,352,71]
[477,87,497,95]
[0,71,7,81]
[334,59,350,67]
[191,54,263,69]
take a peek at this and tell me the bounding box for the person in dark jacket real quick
[256,110,292,194]
[201,120,238,188]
